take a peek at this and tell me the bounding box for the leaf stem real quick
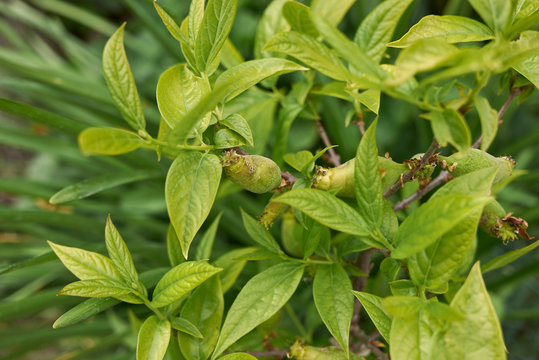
[315,119,341,166]
[139,294,166,320]
[146,136,215,151]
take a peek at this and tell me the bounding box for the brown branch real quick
[315,120,341,166]
[392,170,453,212]
[383,139,440,199]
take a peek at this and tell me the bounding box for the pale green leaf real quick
[137,316,171,360]
[189,0,205,44]
[154,1,188,44]
[382,296,426,318]
[152,261,222,308]
[513,30,539,89]
[274,189,369,237]
[171,318,203,339]
[282,1,318,37]
[78,127,143,156]
[214,129,246,149]
[253,0,290,59]
[388,15,494,48]
[240,209,281,254]
[423,109,471,152]
[219,114,254,147]
[48,241,122,281]
[389,280,417,297]
[391,194,490,259]
[355,0,414,62]
[212,262,304,358]
[102,23,145,130]
[195,0,238,74]
[58,279,132,298]
[313,264,353,357]
[514,0,539,21]
[165,151,222,259]
[105,215,139,285]
[221,38,244,69]
[347,89,381,114]
[467,0,513,34]
[389,309,440,360]
[179,276,224,360]
[195,213,223,261]
[156,64,210,134]
[475,96,499,151]
[311,0,355,26]
[482,239,539,274]
[354,118,384,229]
[352,291,391,342]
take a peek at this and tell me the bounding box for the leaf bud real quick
[221,150,282,193]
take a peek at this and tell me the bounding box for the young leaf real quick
[310,0,355,26]
[151,261,222,308]
[282,1,318,38]
[423,109,471,152]
[78,127,143,156]
[391,194,490,259]
[313,263,353,357]
[58,279,133,298]
[253,0,290,59]
[156,64,210,133]
[102,23,146,131]
[388,15,495,48]
[475,96,499,151]
[179,276,224,360]
[195,213,223,261]
[153,1,188,44]
[105,215,139,285]
[352,291,392,342]
[467,0,513,34]
[382,296,426,317]
[48,241,122,281]
[219,114,254,147]
[274,189,370,237]
[240,208,281,254]
[171,318,203,339]
[195,0,238,75]
[188,0,205,44]
[212,262,304,358]
[389,309,439,360]
[136,315,171,360]
[354,118,384,229]
[512,30,539,89]
[482,239,539,274]
[165,151,222,259]
[354,0,414,62]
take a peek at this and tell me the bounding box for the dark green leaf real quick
[240,209,281,254]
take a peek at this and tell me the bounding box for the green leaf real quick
[240,208,281,254]
[438,263,506,359]
[218,354,257,360]
[105,215,140,286]
[513,30,539,89]
[475,96,499,151]
[165,151,222,259]
[467,0,513,34]
[188,0,205,44]
[311,14,385,81]
[102,23,145,130]
[388,15,495,48]
[78,127,143,155]
[214,58,307,102]
[482,239,539,274]
[167,224,185,267]
[282,1,318,37]
[214,129,246,149]
[171,318,203,339]
[179,276,224,360]
[212,262,304,358]
[50,170,159,204]
[389,309,439,360]
[195,0,238,75]
[137,316,171,360]
[347,89,381,114]
[253,0,290,59]
[195,213,223,261]
[214,248,251,293]
[313,263,353,357]
[389,280,417,297]
[156,64,210,134]
[382,296,425,317]
[423,109,471,152]
[152,261,222,308]
[263,31,354,82]
[58,279,133,298]
[310,0,355,26]
[48,241,122,281]
[355,0,414,62]
[274,189,369,237]
[153,1,188,44]
[219,114,254,147]
[391,194,490,259]
[354,119,384,230]
[352,291,391,342]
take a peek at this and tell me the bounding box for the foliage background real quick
[0,0,537,359]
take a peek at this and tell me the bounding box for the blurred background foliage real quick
[0,0,537,359]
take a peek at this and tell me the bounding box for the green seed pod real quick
[222,150,282,194]
[280,208,303,257]
[479,199,532,243]
[313,157,408,197]
[439,149,515,184]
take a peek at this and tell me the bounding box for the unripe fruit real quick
[221,150,282,193]
[280,208,303,257]
[313,157,408,197]
[480,199,532,243]
[439,149,515,184]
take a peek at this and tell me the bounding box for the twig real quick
[383,139,440,199]
[350,327,389,360]
[315,120,341,166]
[392,170,452,212]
